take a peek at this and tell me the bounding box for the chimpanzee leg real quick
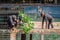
[48,19,52,29]
[51,23,53,28]
[48,19,53,29]
[48,22,50,29]
[50,19,53,28]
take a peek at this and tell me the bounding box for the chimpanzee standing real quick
[39,9,54,29]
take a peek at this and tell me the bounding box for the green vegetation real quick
[18,11,34,34]
[44,33,59,40]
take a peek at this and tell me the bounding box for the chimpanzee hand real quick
[12,24,15,27]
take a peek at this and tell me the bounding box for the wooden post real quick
[21,34,26,40]
[10,32,16,40]
[41,30,44,40]
[10,28,19,40]
[41,34,44,40]
[30,34,32,40]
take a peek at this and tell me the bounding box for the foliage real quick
[18,11,34,34]
[45,32,58,40]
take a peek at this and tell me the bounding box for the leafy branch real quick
[18,11,34,34]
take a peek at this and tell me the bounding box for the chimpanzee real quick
[8,15,23,30]
[39,9,54,29]
[8,15,19,29]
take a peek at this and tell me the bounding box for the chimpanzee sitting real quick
[8,15,19,30]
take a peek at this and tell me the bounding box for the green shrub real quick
[18,11,34,34]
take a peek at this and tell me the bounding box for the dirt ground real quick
[34,22,60,29]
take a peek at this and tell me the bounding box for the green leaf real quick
[18,11,34,34]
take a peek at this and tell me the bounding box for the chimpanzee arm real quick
[8,16,15,28]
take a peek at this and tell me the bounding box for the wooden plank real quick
[6,27,60,34]
[0,29,60,34]
[17,29,60,34]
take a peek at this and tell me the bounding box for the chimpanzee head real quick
[12,15,16,20]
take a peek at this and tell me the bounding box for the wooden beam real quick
[18,29,60,34]
[21,34,26,40]
[0,28,60,34]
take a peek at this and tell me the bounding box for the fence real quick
[0,4,60,21]
[0,29,60,40]
[0,30,10,40]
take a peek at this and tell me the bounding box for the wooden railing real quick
[0,29,60,40]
